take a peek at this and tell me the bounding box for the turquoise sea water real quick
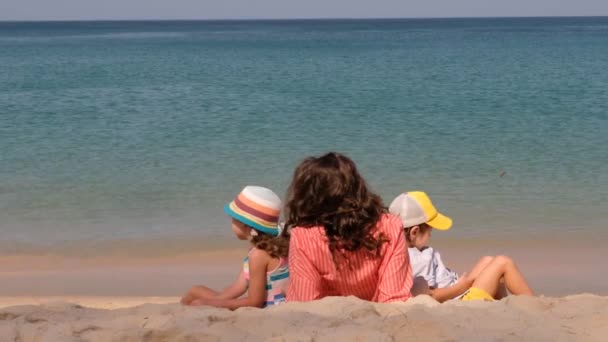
[1,18,607,255]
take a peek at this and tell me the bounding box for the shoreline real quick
[2,230,606,259]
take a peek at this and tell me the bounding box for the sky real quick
[1,0,608,21]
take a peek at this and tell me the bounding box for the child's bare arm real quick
[411,276,432,296]
[181,268,248,305]
[429,273,473,303]
[181,285,218,305]
[193,249,269,310]
[215,269,248,300]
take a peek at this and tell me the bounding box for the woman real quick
[284,152,413,303]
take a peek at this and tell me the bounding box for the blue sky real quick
[1,0,608,20]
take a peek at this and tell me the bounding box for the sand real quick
[1,294,607,341]
[1,238,607,341]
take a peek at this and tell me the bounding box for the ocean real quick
[1,18,607,256]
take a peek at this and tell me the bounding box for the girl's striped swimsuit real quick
[243,253,290,307]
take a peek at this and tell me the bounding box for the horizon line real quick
[1,15,608,23]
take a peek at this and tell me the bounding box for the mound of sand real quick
[1,295,607,341]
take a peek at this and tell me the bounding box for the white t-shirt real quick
[408,247,459,289]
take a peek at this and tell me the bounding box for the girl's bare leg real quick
[471,255,534,298]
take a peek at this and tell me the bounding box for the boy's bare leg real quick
[495,280,509,299]
[467,256,495,280]
[181,286,220,305]
[471,255,534,298]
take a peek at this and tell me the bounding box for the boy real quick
[389,191,534,302]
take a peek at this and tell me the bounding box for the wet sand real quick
[1,236,606,297]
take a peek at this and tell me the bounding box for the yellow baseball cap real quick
[388,191,452,230]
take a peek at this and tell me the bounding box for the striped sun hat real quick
[224,186,282,236]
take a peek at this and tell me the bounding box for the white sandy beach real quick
[1,294,607,341]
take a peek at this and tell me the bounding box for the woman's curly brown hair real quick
[284,152,388,266]
[250,231,289,259]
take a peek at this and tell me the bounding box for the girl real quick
[389,191,534,302]
[181,186,289,309]
[285,152,413,303]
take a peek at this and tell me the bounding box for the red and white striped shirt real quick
[287,214,413,303]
